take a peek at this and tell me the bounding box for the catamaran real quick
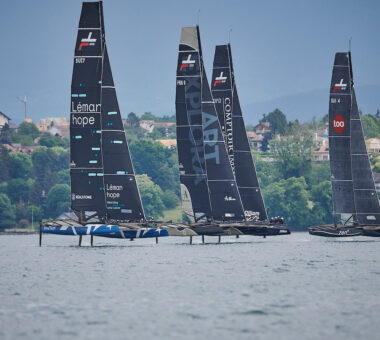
[309,51,380,237]
[163,27,289,241]
[40,1,168,245]
[211,44,290,236]
[162,26,225,242]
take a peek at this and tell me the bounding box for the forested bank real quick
[1,109,380,231]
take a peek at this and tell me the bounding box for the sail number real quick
[75,58,86,64]
[331,98,341,104]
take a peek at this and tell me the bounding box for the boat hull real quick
[161,223,224,236]
[220,223,291,236]
[308,225,363,237]
[41,224,168,239]
[361,227,380,237]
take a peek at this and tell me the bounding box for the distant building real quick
[313,133,328,147]
[139,120,155,133]
[366,138,380,153]
[312,145,329,162]
[3,143,39,154]
[315,126,328,138]
[373,172,380,195]
[0,111,11,130]
[246,131,264,151]
[139,120,175,135]
[36,117,69,138]
[254,122,270,135]
[157,139,177,149]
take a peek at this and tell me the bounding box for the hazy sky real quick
[1,0,380,124]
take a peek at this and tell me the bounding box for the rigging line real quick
[197,9,201,26]
[228,29,232,44]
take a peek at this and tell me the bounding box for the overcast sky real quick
[1,0,380,124]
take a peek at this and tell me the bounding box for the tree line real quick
[0,108,379,230]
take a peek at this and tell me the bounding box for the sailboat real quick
[165,27,289,241]
[162,26,226,241]
[40,1,168,245]
[309,51,380,237]
[211,44,290,236]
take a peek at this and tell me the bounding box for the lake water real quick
[0,233,379,339]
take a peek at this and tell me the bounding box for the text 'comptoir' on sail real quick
[309,51,380,237]
[40,1,168,245]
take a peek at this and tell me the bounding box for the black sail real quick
[195,31,244,222]
[351,88,380,224]
[70,1,144,222]
[202,68,245,222]
[211,44,268,221]
[176,26,212,222]
[70,1,105,218]
[328,52,356,223]
[101,45,145,222]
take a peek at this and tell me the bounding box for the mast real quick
[176,26,212,222]
[349,54,380,224]
[70,1,145,222]
[328,52,356,224]
[211,44,268,221]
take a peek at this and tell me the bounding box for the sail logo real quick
[72,194,92,200]
[106,184,123,199]
[333,79,347,93]
[72,115,95,127]
[203,112,220,164]
[214,72,227,87]
[224,196,236,201]
[180,55,195,71]
[333,115,345,133]
[79,32,96,51]
[223,97,234,170]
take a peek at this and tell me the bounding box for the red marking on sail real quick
[79,42,89,51]
[333,115,345,133]
[180,64,189,71]
[214,80,222,87]
[333,86,341,93]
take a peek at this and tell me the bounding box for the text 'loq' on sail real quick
[40,1,168,246]
[309,51,380,237]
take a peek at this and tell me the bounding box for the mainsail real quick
[176,26,212,222]
[70,1,145,222]
[175,26,245,222]
[211,44,267,221]
[329,52,380,225]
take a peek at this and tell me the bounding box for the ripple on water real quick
[238,309,268,316]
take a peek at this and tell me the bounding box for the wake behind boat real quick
[308,51,380,237]
[40,1,168,245]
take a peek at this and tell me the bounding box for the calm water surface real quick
[0,233,379,340]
